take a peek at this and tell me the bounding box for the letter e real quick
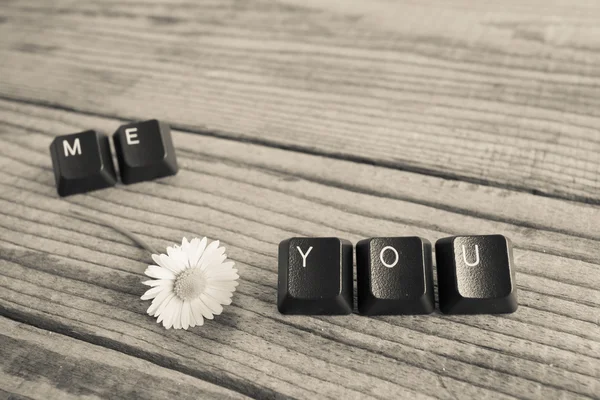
[125,128,140,145]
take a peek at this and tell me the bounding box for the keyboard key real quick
[113,119,178,184]
[49,130,117,197]
[278,237,353,315]
[435,235,518,314]
[356,237,434,315]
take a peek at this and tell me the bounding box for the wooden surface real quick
[0,1,599,399]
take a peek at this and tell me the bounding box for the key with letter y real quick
[278,237,353,315]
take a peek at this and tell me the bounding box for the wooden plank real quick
[0,0,599,202]
[0,252,596,400]
[1,100,599,322]
[1,102,600,291]
[0,316,250,400]
[0,98,598,244]
[0,101,598,399]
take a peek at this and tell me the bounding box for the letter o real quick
[379,246,399,268]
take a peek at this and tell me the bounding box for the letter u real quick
[462,244,480,267]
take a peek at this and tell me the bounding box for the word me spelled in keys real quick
[50,120,178,196]
[278,235,518,316]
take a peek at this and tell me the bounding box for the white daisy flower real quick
[141,237,239,330]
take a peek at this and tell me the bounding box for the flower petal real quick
[147,289,173,316]
[200,293,223,315]
[197,240,220,269]
[189,237,208,268]
[154,292,176,318]
[181,237,190,252]
[152,253,185,274]
[189,300,204,326]
[207,280,239,291]
[204,287,234,304]
[145,265,175,280]
[191,298,213,320]
[214,297,231,306]
[141,285,164,300]
[173,299,184,330]
[160,253,186,274]
[200,247,226,271]
[205,288,235,300]
[205,263,236,275]
[171,245,189,261]
[206,271,239,281]
[181,301,191,330]
[156,293,176,322]
[203,253,227,271]
[163,297,182,329]
[151,254,168,269]
[142,279,172,287]
[188,305,196,328]
[182,238,197,261]
[205,261,235,273]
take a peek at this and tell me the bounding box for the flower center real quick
[173,268,206,301]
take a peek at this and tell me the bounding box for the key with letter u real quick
[356,236,434,315]
[435,235,518,314]
[278,237,353,315]
[49,130,117,197]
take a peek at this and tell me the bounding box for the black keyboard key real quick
[356,237,434,315]
[113,120,178,184]
[278,237,353,315]
[435,235,518,314]
[49,130,117,197]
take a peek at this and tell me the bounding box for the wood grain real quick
[0,99,599,399]
[0,0,599,203]
[0,316,250,400]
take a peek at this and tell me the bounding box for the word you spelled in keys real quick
[278,235,518,316]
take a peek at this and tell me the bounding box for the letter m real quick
[63,138,82,157]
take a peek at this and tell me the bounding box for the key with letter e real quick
[49,130,117,197]
[113,119,178,184]
[356,237,434,315]
[435,235,518,314]
[278,237,353,315]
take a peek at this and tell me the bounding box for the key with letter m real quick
[49,130,117,197]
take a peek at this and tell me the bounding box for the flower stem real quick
[70,209,159,255]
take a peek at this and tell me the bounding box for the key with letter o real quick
[435,235,518,314]
[49,130,117,197]
[356,237,434,315]
[278,237,353,315]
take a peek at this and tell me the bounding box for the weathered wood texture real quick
[0,99,599,399]
[0,316,250,400]
[0,0,599,203]
[0,0,599,399]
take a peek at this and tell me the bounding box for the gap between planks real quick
[0,93,598,207]
[0,99,598,245]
